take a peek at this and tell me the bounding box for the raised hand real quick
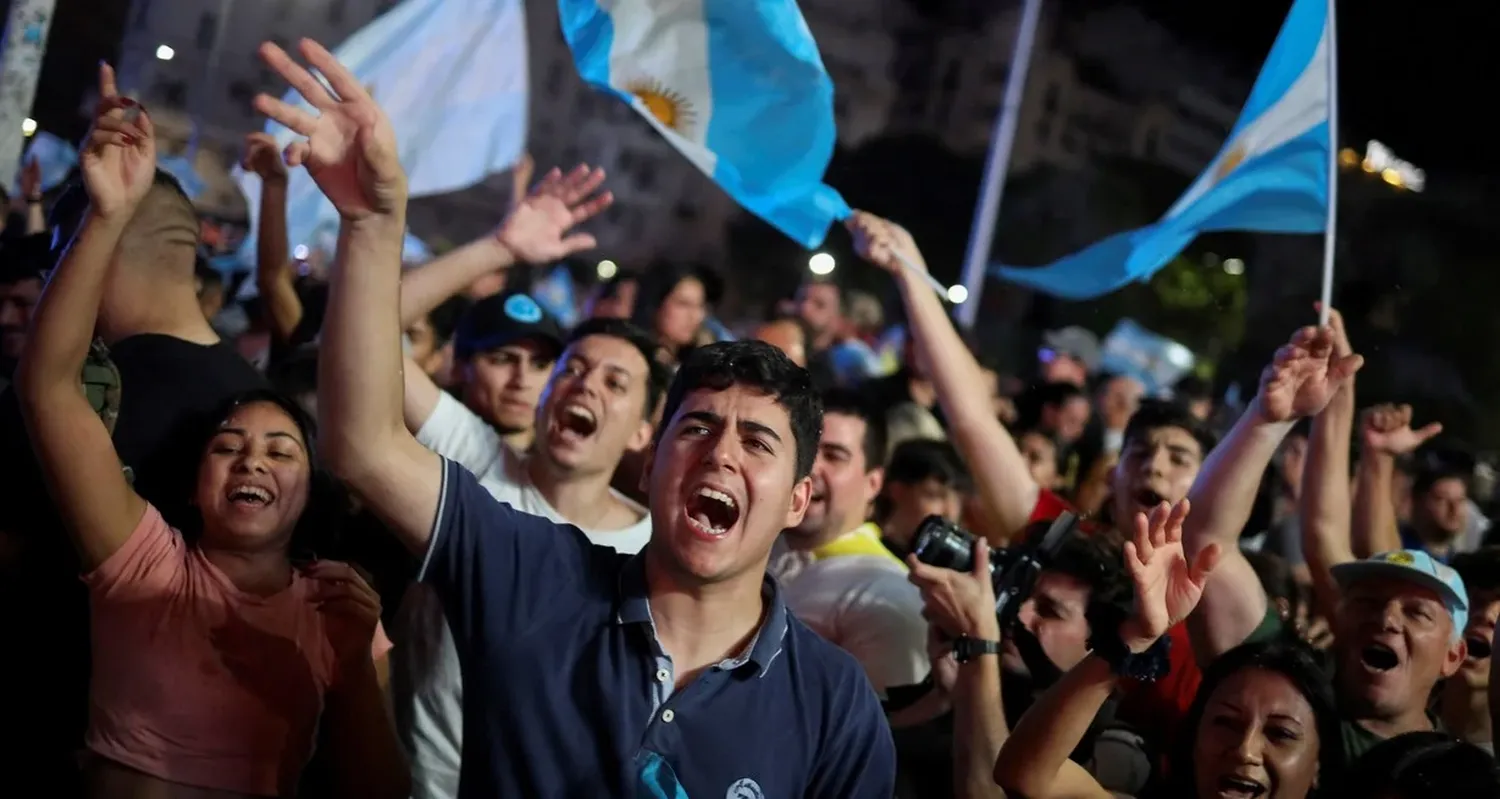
[496,163,613,263]
[253,39,404,221]
[847,210,926,274]
[241,132,289,182]
[306,560,382,679]
[1119,500,1220,647]
[907,541,999,641]
[80,63,156,220]
[1255,326,1364,423]
[1361,403,1442,457]
[19,155,41,200]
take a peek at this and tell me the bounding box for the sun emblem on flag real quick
[1213,143,1248,183]
[625,78,696,135]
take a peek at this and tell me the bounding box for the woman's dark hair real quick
[1344,731,1500,797]
[655,340,822,479]
[629,262,718,355]
[1163,638,1343,796]
[183,388,348,562]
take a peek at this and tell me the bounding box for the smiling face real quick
[785,411,882,549]
[1335,577,1466,719]
[1191,667,1321,799]
[195,401,312,552]
[536,333,654,477]
[643,384,811,586]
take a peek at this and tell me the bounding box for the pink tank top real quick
[83,504,393,796]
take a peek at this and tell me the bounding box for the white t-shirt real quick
[393,391,651,799]
[769,527,930,695]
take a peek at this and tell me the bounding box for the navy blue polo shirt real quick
[421,458,896,798]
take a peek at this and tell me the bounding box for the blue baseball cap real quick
[453,290,564,360]
[1331,550,1469,638]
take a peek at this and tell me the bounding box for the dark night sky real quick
[1146,0,1498,180]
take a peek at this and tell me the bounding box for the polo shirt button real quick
[661,709,676,723]
[655,668,670,684]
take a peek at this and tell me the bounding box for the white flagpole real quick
[954,0,1044,328]
[1317,0,1338,326]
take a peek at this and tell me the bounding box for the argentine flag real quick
[995,0,1331,300]
[235,0,528,268]
[560,0,851,249]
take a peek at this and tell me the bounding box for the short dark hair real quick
[1451,548,1500,596]
[1412,462,1469,500]
[1172,374,1213,403]
[799,276,847,315]
[425,294,471,346]
[1346,731,1500,797]
[566,316,670,420]
[1123,398,1217,458]
[655,340,822,479]
[820,387,887,472]
[874,439,970,522]
[1035,529,1133,627]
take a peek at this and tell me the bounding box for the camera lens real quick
[912,516,976,573]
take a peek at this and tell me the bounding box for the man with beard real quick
[276,39,892,797]
[771,388,930,695]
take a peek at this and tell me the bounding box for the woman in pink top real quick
[14,65,408,799]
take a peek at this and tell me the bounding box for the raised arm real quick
[243,132,303,343]
[15,64,151,570]
[400,166,612,429]
[1185,326,1361,664]
[996,500,1218,799]
[1298,308,1358,621]
[398,164,610,328]
[847,212,1039,541]
[253,39,440,553]
[1353,404,1440,557]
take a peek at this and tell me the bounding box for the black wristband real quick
[953,635,1002,663]
[1090,631,1171,682]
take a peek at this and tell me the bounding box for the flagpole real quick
[1317,0,1337,326]
[954,0,1044,329]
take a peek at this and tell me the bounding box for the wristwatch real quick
[952,635,1002,663]
[1090,630,1172,682]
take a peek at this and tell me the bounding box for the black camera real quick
[912,511,1083,629]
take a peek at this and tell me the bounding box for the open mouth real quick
[1360,642,1400,672]
[1215,775,1266,797]
[1133,488,1166,508]
[685,486,741,538]
[226,483,274,508]
[1466,636,1493,660]
[558,404,598,438]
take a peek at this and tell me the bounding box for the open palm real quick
[80,63,156,219]
[1362,404,1442,456]
[1123,500,1219,642]
[253,39,404,220]
[1257,326,1363,422]
[498,163,614,263]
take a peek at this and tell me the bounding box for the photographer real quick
[907,520,1148,798]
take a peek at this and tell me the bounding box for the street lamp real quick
[808,252,835,275]
[1223,257,1245,276]
[596,259,618,279]
[21,118,35,136]
[947,284,969,304]
[156,44,175,61]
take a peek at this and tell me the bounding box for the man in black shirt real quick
[0,171,266,790]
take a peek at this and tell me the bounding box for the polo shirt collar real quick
[614,552,789,674]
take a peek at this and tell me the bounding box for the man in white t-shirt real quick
[394,315,668,799]
[771,388,929,695]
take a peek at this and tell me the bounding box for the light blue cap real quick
[1331,550,1469,639]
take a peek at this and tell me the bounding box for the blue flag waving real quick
[559,0,851,248]
[995,0,1331,299]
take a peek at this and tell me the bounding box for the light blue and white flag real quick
[235,0,528,267]
[158,153,206,201]
[995,0,1331,299]
[560,0,850,248]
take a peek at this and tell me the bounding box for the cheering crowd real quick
[3,37,1500,799]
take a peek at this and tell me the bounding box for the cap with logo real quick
[1330,550,1469,637]
[452,291,564,360]
[1041,326,1101,373]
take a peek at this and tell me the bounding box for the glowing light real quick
[946,284,969,304]
[21,118,36,136]
[293,244,309,260]
[808,252,835,275]
[1223,257,1245,276]
[596,259,618,279]
[155,44,175,61]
